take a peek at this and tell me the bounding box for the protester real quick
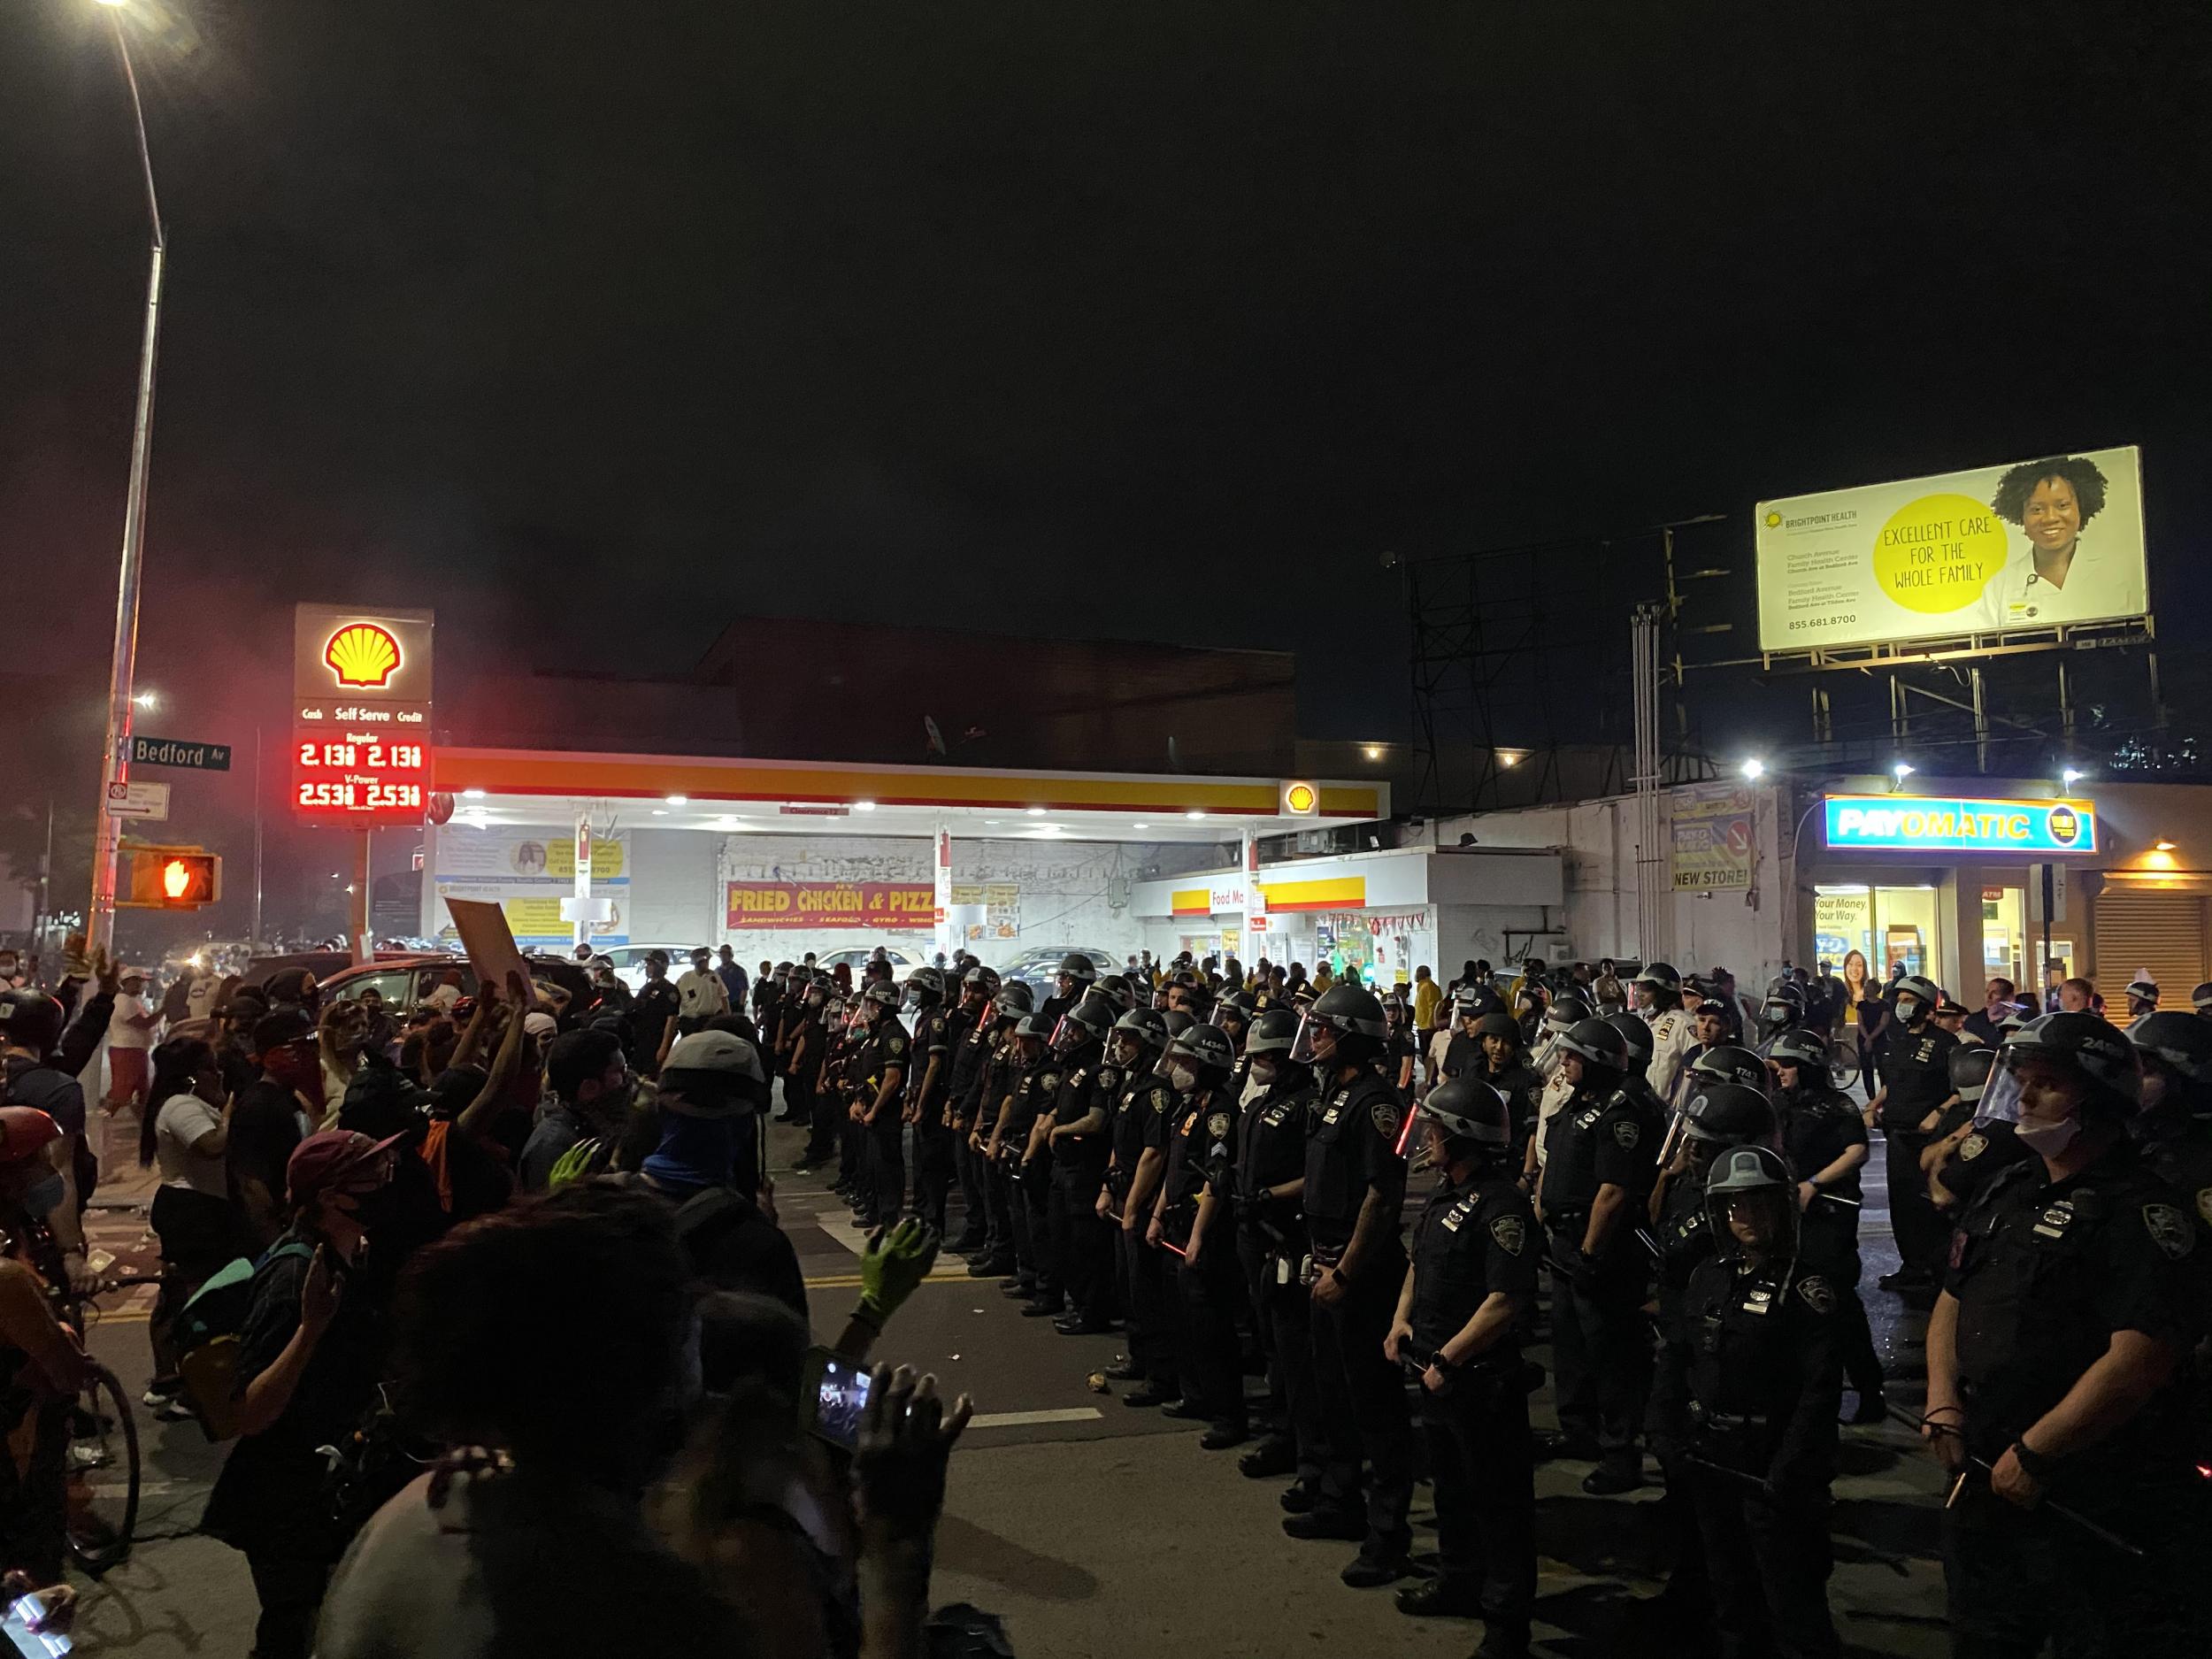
[519,1025,632,1191]
[203,1129,401,1659]
[0,1108,90,1587]
[139,1036,242,1419]
[228,1010,319,1250]
[104,966,160,1118]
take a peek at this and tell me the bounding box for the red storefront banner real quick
[725,880,936,931]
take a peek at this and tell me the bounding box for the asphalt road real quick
[59,1109,1953,1658]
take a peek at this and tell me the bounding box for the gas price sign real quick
[293,731,431,824]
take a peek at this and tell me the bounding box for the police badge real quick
[2143,1203,2196,1261]
[1490,1215,1525,1256]
[1206,1111,1232,1140]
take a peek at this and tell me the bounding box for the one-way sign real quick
[125,735,233,772]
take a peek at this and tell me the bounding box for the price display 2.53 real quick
[292,728,432,825]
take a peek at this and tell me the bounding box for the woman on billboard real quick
[1984,455,2116,629]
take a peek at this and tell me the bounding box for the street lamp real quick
[2061,767,2085,787]
[87,0,168,954]
[1740,757,1766,780]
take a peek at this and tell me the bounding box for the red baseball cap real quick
[286,1129,405,1207]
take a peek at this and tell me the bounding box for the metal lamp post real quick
[87,0,166,954]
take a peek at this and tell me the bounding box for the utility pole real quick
[88,4,166,954]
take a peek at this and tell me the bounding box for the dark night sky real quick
[4,1,2211,942]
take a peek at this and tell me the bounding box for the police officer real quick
[1044,993,1119,1334]
[943,965,998,1254]
[1280,982,1417,1588]
[1147,1022,1248,1447]
[1755,980,1808,1048]
[1636,962,1697,1103]
[1765,1027,1886,1423]
[901,966,956,1235]
[844,979,910,1227]
[1641,1076,1778,1632]
[2126,977,2161,1019]
[963,981,1032,1279]
[1040,951,1099,1029]
[2128,1010,2212,1248]
[1653,1145,1845,1659]
[787,973,833,1173]
[1538,1016,1661,1494]
[1869,974,1956,1292]
[1522,995,1590,1186]
[1100,1009,1171,1382]
[1231,1008,1323,1486]
[1926,1012,2209,1655]
[1467,1010,1543,1169]
[1385,1078,1539,1656]
[1380,992,1419,1094]
[994,1010,1064,1308]
[1440,989,1489,1082]
[1672,997,1737,1108]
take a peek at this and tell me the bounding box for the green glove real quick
[858,1217,941,1323]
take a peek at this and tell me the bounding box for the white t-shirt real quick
[154,1092,227,1195]
[109,993,153,1051]
[185,973,219,1022]
[675,969,728,1020]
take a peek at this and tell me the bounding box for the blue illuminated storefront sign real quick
[1823,795,2098,855]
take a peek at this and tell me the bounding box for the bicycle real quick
[51,1268,160,1575]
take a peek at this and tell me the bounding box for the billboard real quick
[1671,785,1755,891]
[1822,795,2098,856]
[1756,446,2145,651]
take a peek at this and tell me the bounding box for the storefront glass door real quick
[1815,884,1942,984]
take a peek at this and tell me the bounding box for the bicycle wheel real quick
[1826,1034,1861,1094]
[65,1362,140,1573]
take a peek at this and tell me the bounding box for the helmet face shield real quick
[1288,1010,1331,1067]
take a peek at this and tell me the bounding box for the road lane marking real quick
[966,1409,1102,1429]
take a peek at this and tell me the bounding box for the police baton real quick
[1677,1449,1774,1501]
[1881,1404,2147,1559]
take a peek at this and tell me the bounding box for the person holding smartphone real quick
[202,1129,401,1659]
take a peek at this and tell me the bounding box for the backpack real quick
[173,1239,314,1440]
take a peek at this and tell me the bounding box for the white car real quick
[600,943,703,994]
[812,945,929,979]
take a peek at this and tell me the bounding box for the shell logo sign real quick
[1280,779,1319,817]
[325,622,403,687]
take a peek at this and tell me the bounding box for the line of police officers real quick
[752,949,2212,1658]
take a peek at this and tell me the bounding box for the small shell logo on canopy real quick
[325,623,402,687]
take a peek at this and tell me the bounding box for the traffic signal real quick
[120,847,220,910]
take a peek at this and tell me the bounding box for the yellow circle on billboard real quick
[1870,492,2008,616]
[1286,783,1316,812]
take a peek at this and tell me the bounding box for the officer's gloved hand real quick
[859,1217,941,1325]
[1568,1248,1604,1297]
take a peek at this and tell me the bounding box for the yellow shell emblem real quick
[325,623,402,687]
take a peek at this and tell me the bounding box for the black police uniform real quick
[1047,1041,1117,1328]
[788,1001,832,1164]
[855,1013,910,1225]
[1777,1080,1886,1403]
[967,1027,1020,1271]
[1941,1140,2209,1655]
[1440,1027,1484,1082]
[1932,1118,2032,1215]
[907,1002,955,1233]
[1480,1057,1544,1170]
[631,977,681,1078]
[1235,1071,1323,1481]
[1539,1078,1660,1471]
[1405,1166,1540,1637]
[1875,1018,1958,1279]
[941,1002,990,1249]
[825,1010,864,1195]
[1302,1068,1415,1557]
[1158,1083,1246,1432]
[1109,1065,1177,1387]
[1645,1147,1722,1614]
[1002,1053,1064,1302]
[1653,1254,1844,1659]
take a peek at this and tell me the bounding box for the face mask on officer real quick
[1896,995,1924,1026]
[1165,1057,1200,1095]
[1249,1055,1279,1089]
[2008,1056,2088,1156]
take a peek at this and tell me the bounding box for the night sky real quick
[5,1,2211,938]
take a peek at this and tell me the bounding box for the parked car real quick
[813,945,927,979]
[319,951,594,1019]
[999,945,1128,1003]
[596,943,702,994]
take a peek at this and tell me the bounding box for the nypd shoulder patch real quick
[1489,1215,1525,1256]
[1371,1101,1401,1137]
[1611,1119,1640,1149]
[1150,1087,1171,1115]
[1795,1276,1836,1315]
[2143,1202,2196,1261]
